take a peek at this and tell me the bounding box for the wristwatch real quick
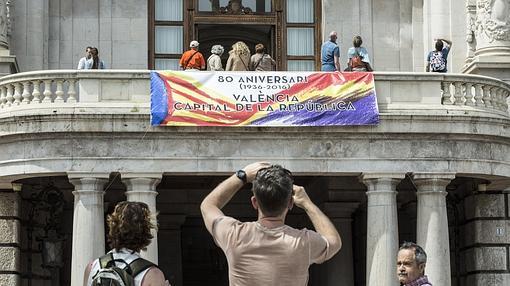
[236,169,247,183]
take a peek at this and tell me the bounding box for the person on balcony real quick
[225,41,251,71]
[207,44,225,71]
[90,47,105,69]
[200,162,342,285]
[397,242,432,286]
[250,43,276,71]
[83,201,170,286]
[321,31,341,71]
[77,46,92,69]
[345,35,373,72]
[426,38,452,73]
[179,40,206,71]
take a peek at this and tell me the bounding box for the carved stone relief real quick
[475,0,510,43]
[0,0,8,48]
[467,1,477,56]
[219,0,253,15]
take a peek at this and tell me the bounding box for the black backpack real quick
[91,253,156,286]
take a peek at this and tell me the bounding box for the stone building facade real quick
[0,1,508,286]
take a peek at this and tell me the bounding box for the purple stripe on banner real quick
[150,71,169,125]
[251,93,379,126]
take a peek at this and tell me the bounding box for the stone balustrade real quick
[442,75,509,112]
[0,70,508,119]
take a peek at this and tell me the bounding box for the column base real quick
[462,54,510,84]
[0,50,19,77]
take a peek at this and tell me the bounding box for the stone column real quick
[68,174,109,286]
[362,173,405,286]
[423,0,451,54]
[158,214,186,286]
[413,173,454,286]
[0,190,20,286]
[122,174,162,264]
[323,202,360,286]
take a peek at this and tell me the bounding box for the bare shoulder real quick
[142,266,168,286]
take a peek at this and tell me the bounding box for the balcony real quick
[0,70,508,120]
[0,70,508,185]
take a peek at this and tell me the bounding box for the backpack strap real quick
[129,258,157,278]
[99,253,115,269]
[183,51,199,69]
[253,54,265,71]
[239,55,249,71]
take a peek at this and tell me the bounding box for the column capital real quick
[122,176,162,194]
[360,173,406,193]
[361,173,406,180]
[412,172,455,181]
[67,172,110,180]
[120,173,163,180]
[412,173,455,193]
[67,173,109,191]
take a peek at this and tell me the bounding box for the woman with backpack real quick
[345,35,373,72]
[83,201,170,286]
[250,43,276,71]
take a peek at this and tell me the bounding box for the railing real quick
[0,70,509,118]
[442,75,509,112]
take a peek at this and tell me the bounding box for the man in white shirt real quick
[77,46,92,69]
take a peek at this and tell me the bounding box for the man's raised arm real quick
[200,162,270,233]
[292,185,342,259]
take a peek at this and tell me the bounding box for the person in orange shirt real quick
[179,40,206,70]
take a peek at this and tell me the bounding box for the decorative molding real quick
[475,0,510,43]
[193,15,276,24]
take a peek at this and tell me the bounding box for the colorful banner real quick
[150,71,379,126]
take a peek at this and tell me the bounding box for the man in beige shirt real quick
[200,162,341,286]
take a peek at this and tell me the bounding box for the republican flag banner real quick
[150,71,379,126]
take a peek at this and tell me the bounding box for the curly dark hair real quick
[107,201,155,252]
[252,165,293,216]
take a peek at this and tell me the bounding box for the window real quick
[151,0,184,70]
[285,0,319,71]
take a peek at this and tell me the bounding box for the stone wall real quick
[461,192,510,286]
[0,191,21,286]
[10,0,148,72]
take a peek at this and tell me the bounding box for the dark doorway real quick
[197,24,274,68]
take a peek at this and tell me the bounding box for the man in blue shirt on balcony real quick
[321,31,341,71]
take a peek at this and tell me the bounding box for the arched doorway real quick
[197,24,275,68]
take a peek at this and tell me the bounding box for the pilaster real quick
[0,190,21,286]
